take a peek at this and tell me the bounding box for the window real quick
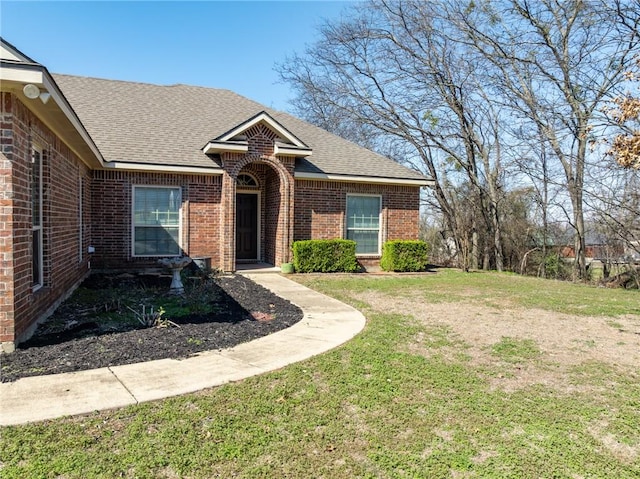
[32,145,43,289]
[237,173,258,188]
[346,195,381,255]
[133,186,181,256]
[79,175,83,262]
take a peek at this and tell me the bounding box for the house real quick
[0,39,430,352]
[558,232,626,263]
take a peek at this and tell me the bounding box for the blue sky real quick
[1,1,354,111]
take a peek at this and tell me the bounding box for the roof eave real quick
[294,171,433,187]
[202,141,249,154]
[103,161,224,175]
[274,143,312,157]
[0,60,105,169]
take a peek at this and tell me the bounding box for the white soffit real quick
[217,111,307,146]
[41,75,104,167]
[295,171,433,186]
[103,161,224,175]
[273,143,313,157]
[202,142,249,154]
[1,42,33,62]
[0,66,44,84]
[0,65,105,169]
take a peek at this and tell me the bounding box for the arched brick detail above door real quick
[220,152,295,272]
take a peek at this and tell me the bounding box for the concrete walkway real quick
[0,274,366,426]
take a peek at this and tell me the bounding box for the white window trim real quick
[78,174,83,263]
[345,193,382,256]
[32,144,44,290]
[131,185,183,257]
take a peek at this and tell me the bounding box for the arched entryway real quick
[206,112,310,272]
[220,153,294,272]
[235,173,260,262]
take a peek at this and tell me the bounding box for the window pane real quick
[134,227,180,255]
[347,230,379,254]
[237,174,257,187]
[32,229,41,286]
[133,187,181,256]
[32,150,41,226]
[134,188,180,226]
[346,195,380,254]
[347,196,380,228]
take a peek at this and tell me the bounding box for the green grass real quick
[295,268,640,316]
[1,270,638,478]
[490,337,542,363]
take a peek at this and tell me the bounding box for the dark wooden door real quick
[236,193,258,260]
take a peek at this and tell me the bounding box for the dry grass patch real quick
[589,420,640,464]
[353,289,640,394]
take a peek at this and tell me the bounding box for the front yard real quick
[1,269,639,478]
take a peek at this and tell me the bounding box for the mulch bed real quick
[0,274,303,383]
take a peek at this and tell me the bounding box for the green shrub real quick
[544,253,572,280]
[380,240,429,272]
[292,239,359,273]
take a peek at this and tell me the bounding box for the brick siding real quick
[293,179,420,249]
[1,93,91,348]
[218,123,296,271]
[90,170,222,270]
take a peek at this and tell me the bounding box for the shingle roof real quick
[53,74,428,182]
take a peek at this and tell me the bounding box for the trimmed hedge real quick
[292,239,359,273]
[380,240,429,272]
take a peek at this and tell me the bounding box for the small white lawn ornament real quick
[158,256,192,294]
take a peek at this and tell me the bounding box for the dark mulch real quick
[0,274,303,383]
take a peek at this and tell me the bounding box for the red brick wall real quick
[293,179,421,258]
[0,149,15,346]
[246,124,276,157]
[90,170,222,270]
[89,172,420,274]
[264,167,281,265]
[384,185,421,240]
[1,93,91,347]
[187,177,224,265]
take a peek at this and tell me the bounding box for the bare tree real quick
[587,164,640,259]
[278,0,639,277]
[278,0,509,270]
[452,0,640,279]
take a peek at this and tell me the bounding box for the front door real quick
[236,193,258,260]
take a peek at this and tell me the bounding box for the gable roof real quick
[1,38,37,63]
[0,38,104,168]
[203,110,313,158]
[53,74,430,185]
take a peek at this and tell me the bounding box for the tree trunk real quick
[471,225,479,270]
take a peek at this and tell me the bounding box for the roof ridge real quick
[52,73,243,95]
